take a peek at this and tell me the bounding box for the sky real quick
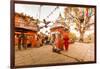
[15,4,65,22]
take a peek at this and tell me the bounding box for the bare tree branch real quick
[84,23,94,30]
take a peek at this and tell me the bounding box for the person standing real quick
[18,32,27,50]
[62,29,69,51]
[55,33,63,50]
[18,34,21,50]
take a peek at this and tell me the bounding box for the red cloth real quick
[63,32,69,50]
[55,37,63,50]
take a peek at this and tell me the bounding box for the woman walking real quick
[62,29,69,51]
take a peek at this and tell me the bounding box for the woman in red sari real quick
[62,29,69,51]
[63,32,69,50]
[58,28,69,51]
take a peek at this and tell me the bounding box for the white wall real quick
[0,0,99,69]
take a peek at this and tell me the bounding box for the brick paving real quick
[15,42,95,66]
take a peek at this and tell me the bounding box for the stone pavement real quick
[15,42,95,66]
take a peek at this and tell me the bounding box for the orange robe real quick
[55,37,63,50]
[63,32,69,50]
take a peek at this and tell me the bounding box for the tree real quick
[64,7,95,42]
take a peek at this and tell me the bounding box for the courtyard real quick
[15,42,95,66]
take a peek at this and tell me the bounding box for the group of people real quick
[51,29,70,53]
[15,32,42,50]
[15,28,70,52]
[15,32,52,50]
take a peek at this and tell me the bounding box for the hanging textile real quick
[82,8,84,16]
[86,8,88,16]
[89,8,92,16]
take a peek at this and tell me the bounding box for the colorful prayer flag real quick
[86,8,88,16]
[89,8,92,16]
[82,8,84,16]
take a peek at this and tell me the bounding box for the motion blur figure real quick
[62,29,69,51]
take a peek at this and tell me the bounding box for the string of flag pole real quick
[46,6,59,19]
